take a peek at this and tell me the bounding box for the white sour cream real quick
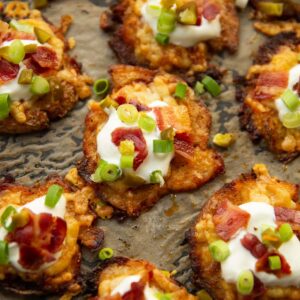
[0,194,66,272]
[141,0,221,47]
[111,275,159,299]
[235,0,248,9]
[97,101,174,183]
[0,39,41,102]
[221,202,300,287]
[275,64,300,125]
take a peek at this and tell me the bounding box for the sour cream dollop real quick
[97,100,174,183]
[141,0,221,47]
[221,202,300,287]
[0,194,66,272]
[275,64,300,126]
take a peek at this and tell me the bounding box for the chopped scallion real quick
[282,112,300,129]
[194,81,205,96]
[208,240,230,262]
[98,247,114,260]
[1,206,17,232]
[174,82,187,99]
[153,139,174,153]
[117,104,138,124]
[236,270,254,295]
[150,170,165,186]
[268,255,281,270]
[30,76,50,95]
[146,4,161,17]
[92,160,121,182]
[0,93,11,120]
[155,33,169,45]
[34,27,51,44]
[45,184,64,208]
[160,127,175,140]
[157,9,176,34]
[9,19,34,33]
[8,40,25,64]
[278,223,293,242]
[155,292,172,300]
[282,89,299,111]
[0,241,9,265]
[202,75,221,97]
[93,78,109,96]
[138,113,156,132]
[120,155,134,169]
[18,69,33,84]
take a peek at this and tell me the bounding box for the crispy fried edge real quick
[188,166,299,299]
[238,32,300,162]
[78,64,224,217]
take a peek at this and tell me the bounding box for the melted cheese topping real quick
[0,39,44,102]
[141,0,221,47]
[0,194,66,273]
[221,202,300,287]
[275,64,300,126]
[97,101,174,183]
[111,275,158,299]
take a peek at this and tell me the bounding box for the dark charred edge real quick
[277,151,300,164]
[82,257,130,297]
[254,32,300,65]
[234,74,247,103]
[79,226,105,251]
[77,157,94,184]
[0,251,82,296]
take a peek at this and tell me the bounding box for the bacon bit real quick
[241,233,267,258]
[256,251,291,277]
[275,206,300,231]
[129,100,150,112]
[153,106,191,133]
[253,72,288,100]
[122,281,145,300]
[203,0,220,21]
[6,210,67,270]
[0,58,20,82]
[111,127,148,170]
[115,95,126,105]
[213,201,250,241]
[1,31,35,43]
[174,136,194,161]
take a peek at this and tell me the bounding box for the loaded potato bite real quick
[0,9,92,134]
[100,0,239,74]
[90,257,197,299]
[240,33,300,162]
[0,176,102,296]
[79,65,224,217]
[189,164,300,300]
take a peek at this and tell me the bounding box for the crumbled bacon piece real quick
[111,127,148,170]
[275,206,300,231]
[115,95,126,105]
[240,233,267,258]
[0,58,20,82]
[122,281,145,300]
[213,201,250,241]
[174,134,194,160]
[6,210,67,270]
[256,251,291,277]
[243,275,266,300]
[129,100,150,112]
[203,0,220,21]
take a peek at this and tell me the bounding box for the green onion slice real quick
[93,78,109,96]
[98,247,114,260]
[99,96,118,109]
[0,94,11,121]
[138,113,156,132]
[117,104,139,124]
[268,255,282,270]
[174,82,187,99]
[236,270,254,295]
[150,170,165,186]
[8,40,25,64]
[157,9,176,34]
[161,127,175,140]
[208,240,230,262]
[153,139,174,153]
[9,19,34,34]
[202,75,221,97]
[155,292,172,300]
[194,81,205,96]
[146,4,161,17]
[92,160,121,182]
[1,206,17,232]
[30,76,50,95]
[282,112,300,129]
[0,241,9,265]
[278,223,293,242]
[34,27,51,44]
[18,69,33,85]
[155,33,170,45]
[45,184,64,208]
[120,155,134,169]
[282,89,299,111]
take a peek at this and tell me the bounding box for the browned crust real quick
[101,0,239,73]
[0,14,91,134]
[79,64,224,217]
[189,165,300,300]
[0,176,99,296]
[88,257,197,299]
[239,32,300,162]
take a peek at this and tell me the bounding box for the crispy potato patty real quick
[189,164,300,300]
[79,65,224,217]
[92,257,197,299]
[0,8,92,134]
[239,32,300,162]
[100,0,239,74]
[0,176,101,296]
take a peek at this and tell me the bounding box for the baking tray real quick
[1,0,300,299]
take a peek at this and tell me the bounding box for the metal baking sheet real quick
[1,0,300,299]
